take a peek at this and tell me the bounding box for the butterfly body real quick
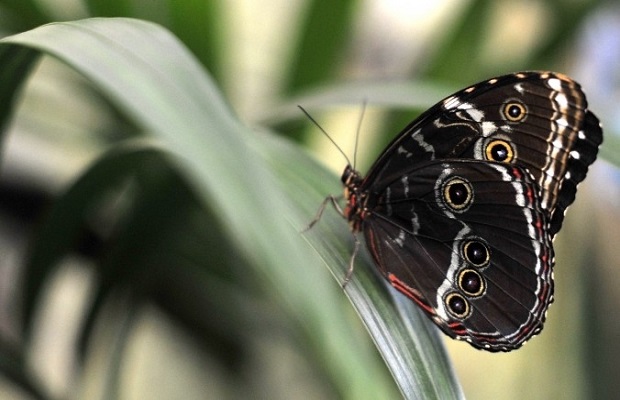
[334,72,602,351]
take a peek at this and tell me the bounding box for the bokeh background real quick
[0,0,618,399]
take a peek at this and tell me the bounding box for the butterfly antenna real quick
[298,105,352,166]
[353,99,367,169]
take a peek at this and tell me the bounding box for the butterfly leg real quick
[342,233,360,288]
[301,194,344,232]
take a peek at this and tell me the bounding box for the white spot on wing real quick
[412,128,435,159]
[466,107,484,122]
[555,93,568,109]
[481,121,497,136]
[514,83,525,94]
[547,78,562,91]
[411,208,420,234]
[570,150,580,160]
[397,145,412,158]
[456,102,485,122]
[443,95,460,110]
[394,230,406,247]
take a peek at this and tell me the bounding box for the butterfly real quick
[310,72,603,352]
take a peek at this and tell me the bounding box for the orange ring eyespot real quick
[462,240,490,267]
[502,101,527,122]
[458,269,486,297]
[485,139,515,163]
[445,292,471,319]
[442,177,473,212]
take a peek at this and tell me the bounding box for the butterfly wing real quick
[363,72,602,236]
[362,160,553,351]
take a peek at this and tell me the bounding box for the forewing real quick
[364,72,602,236]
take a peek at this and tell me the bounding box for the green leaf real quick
[84,0,225,84]
[0,45,39,134]
[2,18,463,399]
[0,0,50,31]
[599,130,620,169]
[282,0,359,94]
[259,80,455,125]
[0,338,47,400]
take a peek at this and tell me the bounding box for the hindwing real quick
[363,160,553,351]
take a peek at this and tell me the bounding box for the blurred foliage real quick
[0,1,616,400]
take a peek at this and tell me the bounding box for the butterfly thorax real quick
[341,165,369,233]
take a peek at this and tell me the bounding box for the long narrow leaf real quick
[1,18,463,399]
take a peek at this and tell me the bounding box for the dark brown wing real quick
[362,160,553,351]
[362,72,602,236]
